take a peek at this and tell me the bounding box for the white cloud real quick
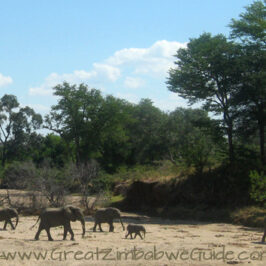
[153,94,189,112]
[28,40,186,97]
[28,66,120,96]
[92,63,120,82]
[0,73,13,87]
[106,40,186,77]
[124,76,145,89]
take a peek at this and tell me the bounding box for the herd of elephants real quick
[0,206,146,241]
[0,206,264,242]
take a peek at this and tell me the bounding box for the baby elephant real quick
[0,207,19,230]
[125,224,146,239]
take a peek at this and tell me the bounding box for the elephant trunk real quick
[15,214,19,229]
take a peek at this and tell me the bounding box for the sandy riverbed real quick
[0,213,265,266]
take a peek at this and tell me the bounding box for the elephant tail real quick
[30,215,40,230]
[120,218,125,231]
[15,214,19,229]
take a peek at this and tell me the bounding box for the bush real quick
[1,161,38,189]
[249,170,266,207]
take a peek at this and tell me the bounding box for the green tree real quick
[0,95,42,166]
[36,134,71,168]
[167,33,242,163]
[96,96,134,172]
[127,99,168,165]
[164,108,220,173]
[45,82,104,165]
[229,0,266,163]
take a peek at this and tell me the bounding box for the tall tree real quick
[96,96,134,172]
[167,33,242,162]
[0,94,43,166]
[127,99,167,165]
[229,0,266,163]
[45,82,104,165]
[163,108,220,173]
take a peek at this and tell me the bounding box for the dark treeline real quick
[0,1,265,209]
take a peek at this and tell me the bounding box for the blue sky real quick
[0,0,255,115]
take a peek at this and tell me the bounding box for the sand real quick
[0,213,265,266]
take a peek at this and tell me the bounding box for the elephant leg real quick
[35,225,43,240]
[109,222,114,232]
[8,219,15,230]
[64,223,74,240]
[98,223,103,232]
[134,233,137,239]
[93,222,97,232]
[3,220,7,230]
[130,233,133,239]
[68,226,74,241]
[63,226,68,240]
[46,228,53,241]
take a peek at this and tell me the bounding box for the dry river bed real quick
[0,213,265,266]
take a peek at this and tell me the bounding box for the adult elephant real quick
[33,206,85,241]
[0,207,19,230]
[93,207,125,232]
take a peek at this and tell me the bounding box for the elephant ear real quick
[63,207,76,221]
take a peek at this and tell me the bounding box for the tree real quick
[0,95,42,166]
[229,0,266,164]
[35,134,71,168]
[69,160,99,212]
[96,96,134,172]
[127,99,168,165]
[167,33,242,163]
[45,82,104,165]
[164,108,220,173]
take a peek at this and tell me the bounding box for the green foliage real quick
[126,99,168,165]
[167,33,243,162]
[229,0,266,44]
[229,0,266,164]
[2,161,38,189]
[0,95,43,166]
[38,134,71,168]
[249,170,266,206]
[163,108,221,173]
[45,82,105,164]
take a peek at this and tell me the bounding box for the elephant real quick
[0,207,19,230]
[125,224,146,239]
[93,207,125,232]
[33,206,85,241]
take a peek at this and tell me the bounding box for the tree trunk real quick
[258,103,265,164]
[227,124,234,163]
[75,136,81,166]
[224,112,234,164]
[1,145,7,167]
